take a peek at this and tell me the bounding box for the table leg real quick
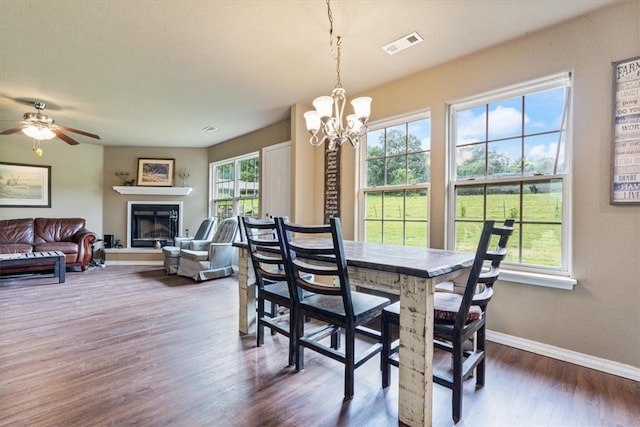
[58,255,66,283]
[398,275,434,427]
[237,247,256,335]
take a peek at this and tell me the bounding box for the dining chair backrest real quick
[478,219,514,289]
[455,220,495,330]
[278,217,355,318]
[241,216,288,287]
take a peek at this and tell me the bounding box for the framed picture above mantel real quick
[0,162,51,208]
[137,158,175,187]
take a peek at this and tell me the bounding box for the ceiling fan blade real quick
[55,124,100,140]
[53,130,80,145]
[0,124,26,135]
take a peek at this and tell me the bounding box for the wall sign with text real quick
[611,55,640,205]
[324,144,341,223]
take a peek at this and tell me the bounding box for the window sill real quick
[499,269,577,290]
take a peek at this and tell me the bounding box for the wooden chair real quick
[381,220,514,423]
[241,216,297,366]
[278,217,390,400]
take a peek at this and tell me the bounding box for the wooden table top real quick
[235,238,474,279]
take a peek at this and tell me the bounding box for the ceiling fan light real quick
[23,125,56,140]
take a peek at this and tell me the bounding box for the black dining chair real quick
[381,219,514,423]
[278,217,390,400]
[241,216,297,366]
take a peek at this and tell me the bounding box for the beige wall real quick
[207,119,290,163]
[0,137,103,235]
[293,2,640,367]
[103,146,209,245]
[1,1,637,370]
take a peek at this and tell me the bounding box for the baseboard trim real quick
[104,261,163,266]
[487,330,640,382]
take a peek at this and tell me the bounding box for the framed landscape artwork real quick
[0,162,51,208]
[137,158,175,187]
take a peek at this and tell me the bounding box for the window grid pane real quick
[211,153,259,221]
[362,115,431,247]
[450,80,570,272]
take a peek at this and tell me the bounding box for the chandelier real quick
[304,0,371,151]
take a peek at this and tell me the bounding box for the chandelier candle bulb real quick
[351,97,372,119]
[304,111,320,133]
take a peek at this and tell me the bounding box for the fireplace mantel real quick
[113,186,192,196]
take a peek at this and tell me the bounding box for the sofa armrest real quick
[73,229,98,270]
[187,239,212,251]
[174,237,194,249]
[208,242,234,269]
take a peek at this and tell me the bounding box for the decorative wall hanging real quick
[0,162,51,207]
[137,158,175,187]
[611,55,640,205]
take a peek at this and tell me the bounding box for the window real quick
[359,112,431,247]
[210,153,260,221]
[448,73,572,275]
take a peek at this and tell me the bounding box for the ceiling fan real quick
[0,101,101,146]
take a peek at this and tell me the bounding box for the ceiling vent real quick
[382,31,424,55]
[202,125,218,133]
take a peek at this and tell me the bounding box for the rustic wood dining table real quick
[234,239,474,427]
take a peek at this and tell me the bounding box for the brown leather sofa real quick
[0,217,97,273]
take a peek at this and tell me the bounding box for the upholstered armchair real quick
[162,217,217,274]
[176,217,239,282]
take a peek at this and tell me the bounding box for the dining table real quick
[233,238,474,427]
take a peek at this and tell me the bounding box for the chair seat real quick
[261,281,291,300]
[300,291,389,324]
[382,295,482,324]
[434,293,482,322]
[179,249,209,262]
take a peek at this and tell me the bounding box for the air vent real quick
[382,31,424,55]
[202,125,218,133]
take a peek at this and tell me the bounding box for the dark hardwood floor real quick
[1,266,638,427]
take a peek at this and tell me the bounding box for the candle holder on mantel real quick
[178,170,190,187]
[115,171,135,186]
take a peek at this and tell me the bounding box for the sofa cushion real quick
[34,218,85,244]
[0,218,34,246]
[0,243,33,254]
[179,249,209,262]
[34,241,79,254]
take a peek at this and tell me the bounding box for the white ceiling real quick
[0,0,620,148]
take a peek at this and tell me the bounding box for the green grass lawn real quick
[364,191,562,267]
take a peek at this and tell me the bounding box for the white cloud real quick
[488,106,529,136]
[457,106,531,143]
[527,142,558,160]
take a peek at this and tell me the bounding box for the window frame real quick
[209,152,260,221]
[446,72,573,278]
[357,110,432,247]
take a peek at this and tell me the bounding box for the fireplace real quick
[127,201,183,248]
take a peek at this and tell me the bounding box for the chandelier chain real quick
[326,0,341,88]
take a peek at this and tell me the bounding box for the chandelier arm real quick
[345,134,360,149]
